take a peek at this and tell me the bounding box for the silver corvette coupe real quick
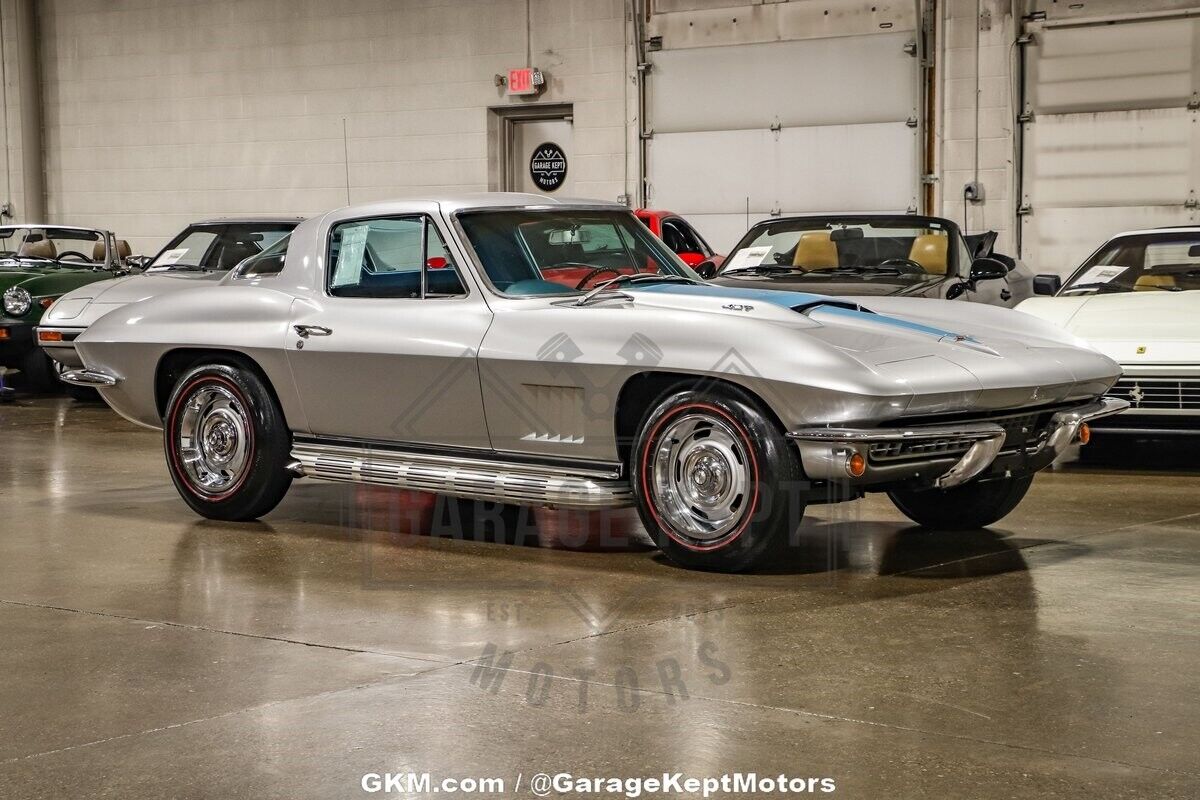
[64,193,1125,572]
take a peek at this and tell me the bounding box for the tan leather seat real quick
[792,232,838,270]
[92,239,132,262]
[908,233,948,274]
[1134,274,1177,291]
[18,237,56,259]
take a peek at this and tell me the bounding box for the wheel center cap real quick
[202,416,239,464]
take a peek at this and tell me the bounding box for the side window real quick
[662,219,705,255]
[236,234,290,278]
[327,216,466,298]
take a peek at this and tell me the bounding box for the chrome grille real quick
[869,437,974,462]
[1107,377,1200,410]
[868,409,1055,463]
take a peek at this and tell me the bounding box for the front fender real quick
[75,285,302,430]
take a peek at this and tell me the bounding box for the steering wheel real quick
[878,258,926,273]
[55,250,91,263]
[575,267,624,290]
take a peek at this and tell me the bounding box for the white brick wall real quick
[4,0,633,254]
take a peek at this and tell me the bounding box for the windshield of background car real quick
[0,227,104,266]
[149,223,295,271]
[721,217,968,277]
[456,209,696,296]
[1060,233,1200,294]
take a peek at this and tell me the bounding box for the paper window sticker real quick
[726,245,773,269]
[1077,265,1127,284]
[331,225,370,287]
[153,248,188,266]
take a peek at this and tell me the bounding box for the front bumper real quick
[788,397,1129,490]
[60,367,119,387]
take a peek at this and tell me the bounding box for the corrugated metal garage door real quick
[1020,15,1200,276]
[645,26,920,252]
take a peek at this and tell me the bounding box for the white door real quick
[509,117,574,196]
[1020,15,1200,276]
[645,29,921,252]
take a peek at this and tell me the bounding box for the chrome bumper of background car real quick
[59,368,120,387]
[788,397,1129,489]
[291,441,634,509]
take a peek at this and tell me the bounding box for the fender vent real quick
[520,384,586,443]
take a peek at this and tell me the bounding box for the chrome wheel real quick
[176,384,252,495]
[649,412,752,542]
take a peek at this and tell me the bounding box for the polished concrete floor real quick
[1,396,1197,798]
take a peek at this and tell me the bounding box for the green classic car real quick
[1,225,137,394]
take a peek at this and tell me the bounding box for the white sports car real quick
[1018,226,1200,437]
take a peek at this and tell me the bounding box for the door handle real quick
[294,325,333,338]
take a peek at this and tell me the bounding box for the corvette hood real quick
[1017,292,1200,364]
[630,283,1119,411]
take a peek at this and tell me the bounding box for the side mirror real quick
[124,255,151,271]
[677,252,705,267]
[969,257,1008,282]
[694,260,718,280]
[1033,273,1062,295]
[946,257,1009,300]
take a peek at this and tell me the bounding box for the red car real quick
[634,209,720,270]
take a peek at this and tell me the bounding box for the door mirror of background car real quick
[945,257,1009,300]
[1033,273,1062,295]
[969,257,1009,282]
[694,259,718,279]
[677,252,705,267]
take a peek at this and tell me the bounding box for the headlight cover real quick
[3,287,32,317]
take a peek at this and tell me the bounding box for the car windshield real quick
[456,209,697,296]
[149,222,296,271]
[1060,232,1200,294]
[720,217,969,277]
[0,226,106,267]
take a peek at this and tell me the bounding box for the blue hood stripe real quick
[632,283,964,340]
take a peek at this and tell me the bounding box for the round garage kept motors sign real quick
[529,142,568,191]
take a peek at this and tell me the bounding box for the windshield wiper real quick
[722,264,805,276]
[150,264,209,272]
[574,273,701,307]
[1061,281,1175,294]
[810,265,903,275]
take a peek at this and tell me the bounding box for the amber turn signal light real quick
[38,330,63,343]
[1077,423,1091,445]
[0,328,9,340]
[846,452,867,478]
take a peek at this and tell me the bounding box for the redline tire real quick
[630,385,805,572]
[888,474,1034,530]
[163,363,292,521]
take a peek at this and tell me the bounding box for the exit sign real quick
[506,67,544,96]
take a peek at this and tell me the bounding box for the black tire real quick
[21,349,56,393]
[630,384,805,572]
[163,362,292,521]
[888,474,1034,530]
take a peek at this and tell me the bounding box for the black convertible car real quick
[703,214,1032,308]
